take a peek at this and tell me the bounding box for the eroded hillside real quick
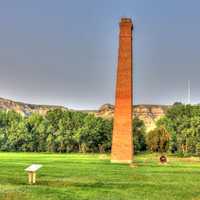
[96,104,169,131]
[0,98,169,131]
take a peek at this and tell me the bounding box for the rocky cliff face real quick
[96,104,169,131]
[0,98,169,131]
[0,97,65,116]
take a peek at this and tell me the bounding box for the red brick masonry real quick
[111,18,133,163]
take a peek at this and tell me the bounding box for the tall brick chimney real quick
[111,18,133,163]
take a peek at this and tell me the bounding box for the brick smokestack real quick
[111,18,133,163]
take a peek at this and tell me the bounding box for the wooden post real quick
[28,172,33,184]
[32,172,36,184]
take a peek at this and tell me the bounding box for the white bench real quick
[25,164,42,184]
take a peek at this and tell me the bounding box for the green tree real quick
[146,126,170,153]
[157,104,200,155]
[133,117,146,153]
[25,113,48,152]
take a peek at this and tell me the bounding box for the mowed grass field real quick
[0,153,200,200]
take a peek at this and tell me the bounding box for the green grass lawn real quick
[0,153,200,200]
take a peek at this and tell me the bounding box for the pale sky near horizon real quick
[0,0,200,109]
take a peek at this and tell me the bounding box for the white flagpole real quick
[188,80,191,104]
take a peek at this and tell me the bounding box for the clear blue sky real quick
[0,0,200,109]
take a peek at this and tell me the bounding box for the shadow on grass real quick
[0,177,27,186]
[0,192,29,200]
[38,179,136,189]
[37,179,169,190]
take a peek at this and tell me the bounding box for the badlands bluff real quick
[0,98,169,131]
[97,104,169,131]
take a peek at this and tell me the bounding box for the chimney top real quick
[120,18,132,23]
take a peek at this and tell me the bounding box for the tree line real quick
[2,103,198,156]
[0,109,146,153]
[147,103,200,156]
